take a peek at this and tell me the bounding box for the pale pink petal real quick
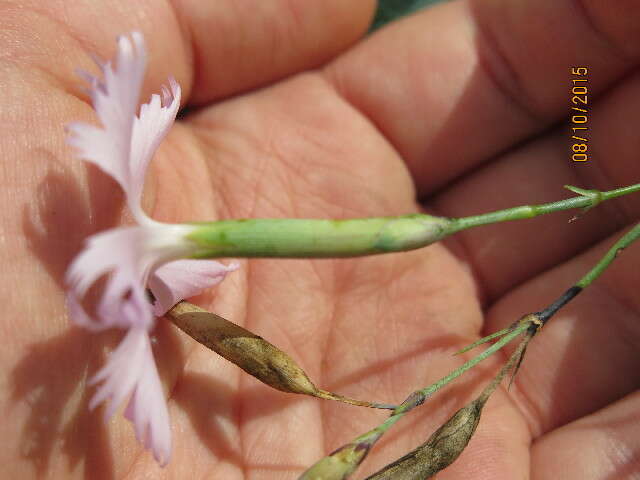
[90,328,171,466]
[124,357,172,466]
[66,226,155,331]
[67,33,182,225]
[149,259,239,316]
[66,32,146,202]
[65,224,198,331]
[128,78,181,223]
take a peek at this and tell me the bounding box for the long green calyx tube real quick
[185,183,640,259]
[187,214,451,258]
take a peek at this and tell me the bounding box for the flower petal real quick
[65,224,198,331]
[66,32,146,205]
[128,78,181,223]
[67,33,181,224]
[90,328,171,466]
[66,226,154,331]
[149,259,239,316]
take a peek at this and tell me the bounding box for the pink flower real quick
[65,32,237,466]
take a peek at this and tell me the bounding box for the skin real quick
[1,0,639,478]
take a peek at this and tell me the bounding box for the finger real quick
[325,0,640,194]
[170,0,376,104]
[431,68,640,302]
[531,390,640,479]
[485,225,640,437]
[7,1,375,107]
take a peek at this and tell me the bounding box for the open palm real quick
[4,0,640,478]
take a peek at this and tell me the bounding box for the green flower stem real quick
[447,183,640,234]
[577,222,640,288]
[537,221,640,324]
[453,326,512,355]
[186,183,639,259]
[347,320,532,449]
[393,320,531,416]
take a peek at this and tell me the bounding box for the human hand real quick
[3,0,639,478]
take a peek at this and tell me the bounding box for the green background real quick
[371,0,446,31]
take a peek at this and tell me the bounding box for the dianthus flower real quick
[65,32,237,465]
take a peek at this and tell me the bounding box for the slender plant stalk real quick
[187,183,640,259]
[447,184,640,233]
[536,221,640,324]
[577,222,640,288]
[393,320,531,416]
[453,326,512,355]
[345,320,532,448]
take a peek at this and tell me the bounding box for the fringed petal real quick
[67,33,182,225]
[128,78,181,223]
[90,328,171,466]
[66,32,146,203]
[66,226,155,331]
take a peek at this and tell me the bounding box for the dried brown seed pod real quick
[298,438,378,480]
[167,301,393,408]
[365,399,483,479]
